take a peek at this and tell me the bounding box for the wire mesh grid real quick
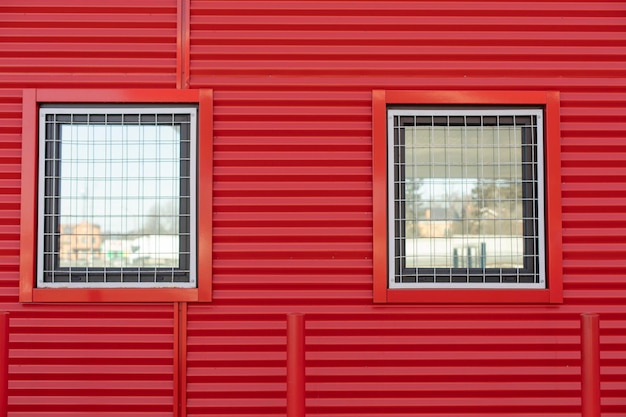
[38,107,196,287]
[388,108,545,287]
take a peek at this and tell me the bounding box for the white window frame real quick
[387,108,546,289]
[37,106,197,289]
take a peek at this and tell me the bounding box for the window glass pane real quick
[402,124,526,270]
[58,123,181,268]
[38,106,196,289]
[390,110,541,283]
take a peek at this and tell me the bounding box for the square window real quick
[39,106,196,285]
[372,91,563,304]
[390,108,542,283]
[20,89,213,302]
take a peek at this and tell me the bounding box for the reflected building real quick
[417,207,461,238]
[59,222,103,264]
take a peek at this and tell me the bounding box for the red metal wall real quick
[188,1,626,416]
[0,1,179,416]
[2,0,626,416]
[0,0,178,88]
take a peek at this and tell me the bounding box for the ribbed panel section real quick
[561,90,626,306]
[0,0,177,88]
[187,311,287,416]
[189,1,626,416]
[189,0,626,90]
[8,305,175,417]
[0,91,21,303]
[211,90,373,307]
[560,88,626,415]
[188,89,374,414]
[306,311,581,416]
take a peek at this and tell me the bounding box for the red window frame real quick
[20,89,213,303]
[372,90,563,304]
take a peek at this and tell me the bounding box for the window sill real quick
[25,288,206,303]
[376,288,562,304]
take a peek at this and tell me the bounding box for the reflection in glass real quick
[58,124,180,268]
[402,125,527,269]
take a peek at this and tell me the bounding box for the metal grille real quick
[387,108,545,288]
[38,106,197,287]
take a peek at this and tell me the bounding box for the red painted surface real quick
[174,303,188,417]
[17,90,36,303]
[372,90,563,304]
[0,313,8,417]
[581,313,601,417]
[0,0,624,416]
[176,0,191,89]
[0,1,178,88]
[287,313,305,417]
[19,88,213,303]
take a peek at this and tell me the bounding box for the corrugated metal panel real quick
[0,0,178,88]
[210,89,373,306]
[188,87,373,415]
[189,1,626,89]
[0,1,181,415]
[0,90,21,305]
[186,311,287,416]
[0,0,624,416]
[8,305,175,417]
[305,311,581,416]
[189,1,626,416]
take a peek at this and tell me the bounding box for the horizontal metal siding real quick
[8,305,175,417]
[0,0,178,88]
[188,88,373,415]
[0,90,21,305]
[186,311,288,416]
[189,1,626,416]
[210,90,373,307]
[190,1,626,89]
[0,1,180,415]
[305,312,581,416]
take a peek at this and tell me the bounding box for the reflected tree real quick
[470,181,522,235]
[140,201,179,235]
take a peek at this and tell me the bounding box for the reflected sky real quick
[59,124,180,235]
[404,126,523,198]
